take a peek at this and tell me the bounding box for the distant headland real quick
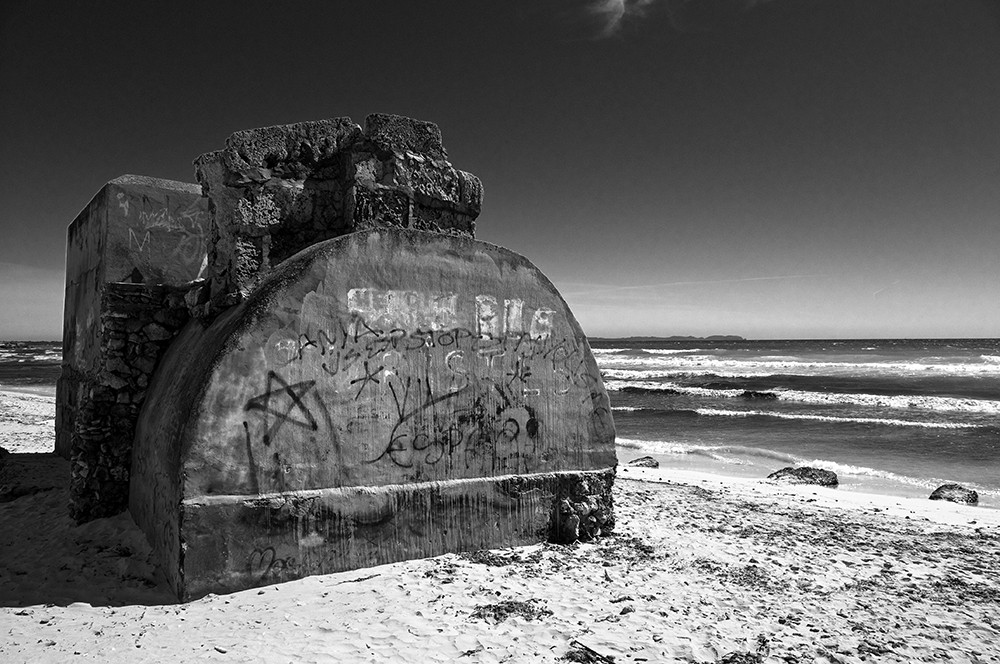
[592,335,746,342]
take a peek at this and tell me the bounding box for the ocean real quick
[3,338,997,506]
[594,338,1000,507]
[0,341,61,395]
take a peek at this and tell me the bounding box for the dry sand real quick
[2,391,998,663]
[0,389,57,454]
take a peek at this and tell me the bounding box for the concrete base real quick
[178,468,615,601]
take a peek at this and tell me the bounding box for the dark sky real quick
[2,0,999,339]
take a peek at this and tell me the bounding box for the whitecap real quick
[595,353,1000,377]
[693,407,983,429]
[773,388,1000,415]
[802,459,1000,497]
[603,378,1000,415]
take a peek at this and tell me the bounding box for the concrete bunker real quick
[132,229,615,599]
[59,114,617,600]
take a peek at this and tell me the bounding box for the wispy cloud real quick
[586,0,776,37]
[586,0,656,37]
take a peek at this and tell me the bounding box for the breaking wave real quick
[692,408,984,429]
[597,354,1000,376]
[615,438,1000,497]
[603,379,1000,415]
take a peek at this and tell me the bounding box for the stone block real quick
[143,323,172,341]
[410,204,475,236]
[363,113,445,159]
[352,186,410,228]
[399,154,463,207]
[225,117,361,174]
[458,170,484,217]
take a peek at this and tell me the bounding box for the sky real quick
[1,0,999,340]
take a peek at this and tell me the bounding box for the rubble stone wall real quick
[58,176,208,520]
[67,283,192,521]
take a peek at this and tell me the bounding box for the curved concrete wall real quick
[132,229,616,599]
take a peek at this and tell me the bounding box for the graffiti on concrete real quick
[244,371,320,446]
[347,288,458,331]
[248,546,297,584]
[118,191,208,280]
[239,288,606,481]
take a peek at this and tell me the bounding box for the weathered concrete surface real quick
[181,470,614,600]
[131,229,615,600]
[192,114,483,313]
[59,176,208,454]
[57,176,208,519]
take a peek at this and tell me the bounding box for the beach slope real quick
[2,447,998,663]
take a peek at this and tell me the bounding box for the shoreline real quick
[2,389,999,660]
[0,386,56,400]
[0,384,57,398]
[616,439,1000,511]
[620,465,1000,527]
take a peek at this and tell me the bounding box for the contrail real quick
[872,280,901,298]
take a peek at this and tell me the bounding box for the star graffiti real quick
[244,371,319,446]
[350,361,385,400]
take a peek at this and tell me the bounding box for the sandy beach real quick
[0,389,57,455]
[2,391,999,663]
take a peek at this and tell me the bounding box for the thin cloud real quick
[872,280,902,298]
[587,0,656,37]
[587,0,776,37]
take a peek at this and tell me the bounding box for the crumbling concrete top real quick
[194,114,467,189]
[191,114,484,313]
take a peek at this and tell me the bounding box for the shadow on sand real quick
[0,453,177,607]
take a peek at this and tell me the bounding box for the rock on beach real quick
[929,483,978,505]
[767,466,838,487]
[740,390,778,401]
[626,456,659,468]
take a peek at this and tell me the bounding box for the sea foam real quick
[693,407,984,429]
[615,438,1000,497]
[597,352,1000,377]
[603,379,1000,415]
